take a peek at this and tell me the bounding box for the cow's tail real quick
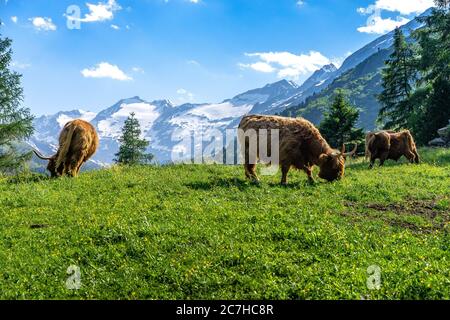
[55,123,76,170]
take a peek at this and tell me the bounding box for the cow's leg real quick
[244,152,252,178]
[369,154,377,169]
[74,159,85,177]
[244,140,259,182]
[405,151,417,164]
[62,160,71,176]
[245,164,259,182]
[67,164,76,177]
[403,151,413,164]
[379,151,389,166]
[281,165,290,186]
[68,151,85,177]
[244,165,252,179]
[303,166,315,184]
[413,150,420,164]
[66,159,77,177]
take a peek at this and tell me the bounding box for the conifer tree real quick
[114,112,153,165]
[319,91,365,148]
[377,28,416,130]
[434,0,450,10]
[0,26,34,172]
[409,2,450,144]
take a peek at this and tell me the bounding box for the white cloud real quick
[165,0,200,5]
[239,62,275,73]
[81,62,132,81]
[11,16,18,23]
[240,51,331,80]
[71,0,121,23]
[357,0,433,34]
[357,16,410,34]
[132,66,145,74]
[111,24,120,30]
[297,1,305,7]
[29,17,57,31]
[359,0,435,15]
[177,88,195,101]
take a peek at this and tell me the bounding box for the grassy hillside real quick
[281,48,392,130]
[0,148,449,299]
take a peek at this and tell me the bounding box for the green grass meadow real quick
[0,148,449,299]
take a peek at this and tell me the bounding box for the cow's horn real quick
[32,149,53,160]
[343,144,358,157]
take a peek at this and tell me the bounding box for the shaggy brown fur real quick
[365,130,395,159]
[367,130,420,168]
[33,119,99,177]
[238,115,356,184]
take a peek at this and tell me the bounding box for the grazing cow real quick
[365,130,395,160]
[367,130,420,168]
[238,115,357,185]
[33,119,99,177]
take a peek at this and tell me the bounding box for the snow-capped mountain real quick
[300,63,338,91]
[30,80,302,165]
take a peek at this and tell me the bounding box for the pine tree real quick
[319,91,365,148]
[114,112,153,165]
[377,28,417,130]
[0,25,34,172]
[409,3,450,144]
[435,0,450,10]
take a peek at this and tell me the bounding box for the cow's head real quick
[317,144,357,182]
[32,149,61,177]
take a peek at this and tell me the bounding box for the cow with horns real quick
[238,115,357,185]
[33,119,99,177]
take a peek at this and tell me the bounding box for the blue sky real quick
[0,0,435,115]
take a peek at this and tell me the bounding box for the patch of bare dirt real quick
[342,198,449,233]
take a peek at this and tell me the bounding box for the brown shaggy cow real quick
[365,130,395,160]
[238,115,357,185]
[33,119,99,177]
[367,130,420,168]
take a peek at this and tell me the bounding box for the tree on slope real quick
[0,25,34,172]
[114,112,154,165]
[319,90,365,149]
[434,0,450,10]
[377,28,417,130]
[409,2,450,144]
